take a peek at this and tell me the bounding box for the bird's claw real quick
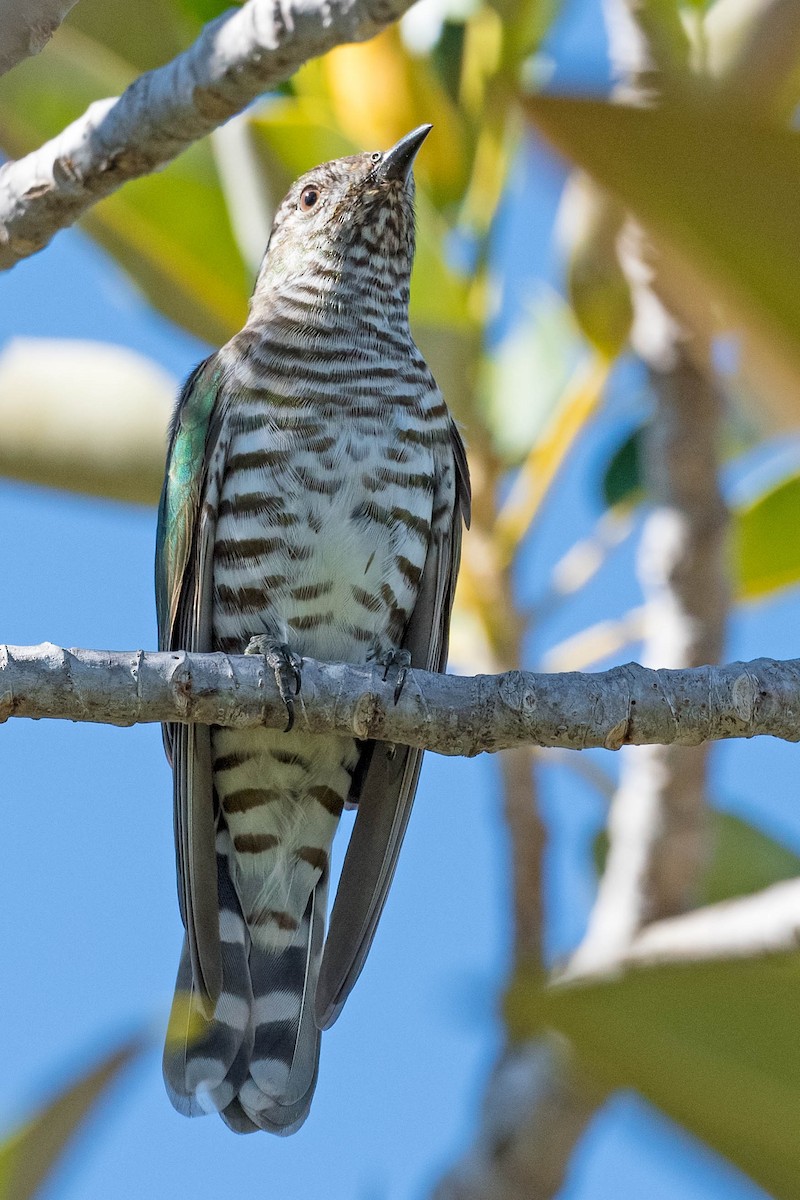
[245,637,303,732]
[377,648,412,705]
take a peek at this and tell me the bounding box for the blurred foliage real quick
[524,95,800,388]
[481,287,582,463]
[735,472,800,601]
[702,811,800,906]
[0,1037,144,1200]
[0,0,580,465]
[0,338,173,504]
[494,352,611,563]
[595,809,800,906]
[508,954,800,1200]
[0,25,249,345]
[601,425,643,510]
[603,425,800,601]
[561,174,633,358]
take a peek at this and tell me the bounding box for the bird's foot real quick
[375,647,412,705]
[245,636,303,732]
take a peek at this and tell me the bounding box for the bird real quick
[155,124,470,1136]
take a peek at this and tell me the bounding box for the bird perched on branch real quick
[155,126,470,1135]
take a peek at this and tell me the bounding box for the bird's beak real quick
[378,125,432,182]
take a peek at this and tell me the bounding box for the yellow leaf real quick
[0,1037,145,1200]
[494,353,612,563]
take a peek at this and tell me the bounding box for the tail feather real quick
[220,1096,260,1134]
[235,878,328,1134]
[163,837,327,1135]
[163,835,253,1115]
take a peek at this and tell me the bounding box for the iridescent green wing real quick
[156,356,221,654]
[156,354,229,1005]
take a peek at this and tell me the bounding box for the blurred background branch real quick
[567,0,728,976]
[0,338,171,503]
[611,877,800,968]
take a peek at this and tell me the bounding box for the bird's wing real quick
[156,354,230,1007]
[315,420,471,1029]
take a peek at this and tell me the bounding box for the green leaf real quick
[431,21,467,104]
[493,0,562,68]
[0,27,250,345]
[248,99,356,193]
[82,144,250,345]
[594,810,800,903]
[602,426,643,509]
[411,199,472,330]
[414,325,480,428]
[508,955,800,1200]
[562,176,633,358]
[524,97,800,381]
[734,472,800,601]
[0,26,133,141]
[174,0,239,29]
[703,811,800,905]
[0,1037,145,1200]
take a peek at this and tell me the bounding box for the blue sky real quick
[1,0,796,1197]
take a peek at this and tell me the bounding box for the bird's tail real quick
[163,829,326,1135]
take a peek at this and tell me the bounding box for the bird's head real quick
[252,125,431,305]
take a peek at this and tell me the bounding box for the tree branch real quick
[0,0,415,268]
[0,0,78,78]
[556,878,800,981]
[623,877,800,965]
[0,338,171,503]
[433,1039,603,1200]
[3,643,800,753]
[567,0,730,977]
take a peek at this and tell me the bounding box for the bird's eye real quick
[299,186,320,213]
[370,152,381,164]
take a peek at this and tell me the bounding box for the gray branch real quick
[0,0,414,268]
[2,643,800,753]
[0,0,78,77]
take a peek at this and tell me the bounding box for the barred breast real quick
[209,329,451,946]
